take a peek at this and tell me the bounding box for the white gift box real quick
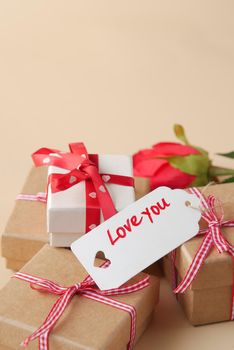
[47,155,135,247]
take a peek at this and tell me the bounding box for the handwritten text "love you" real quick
[107,198,170,246]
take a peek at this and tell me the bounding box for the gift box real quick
[47,155,135,234]
[2,166,48,270]
[1,165,161,277]
[134,177,150,200]
[0,244,160,350]
[163,182,234,325]
[32,144,135,247]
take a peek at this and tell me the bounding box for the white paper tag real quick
[71,187,201,290]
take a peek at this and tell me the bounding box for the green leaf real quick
[217,151,234,159]
[168,154,210,176]
[220,176,234,184]
[191,174,209,187]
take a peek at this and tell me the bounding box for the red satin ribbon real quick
[13,264,150,350]
[32,143,134,232]
[171,187,234,320]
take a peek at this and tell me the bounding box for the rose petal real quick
[149,162,196,189]
[134,158,168,177]
[133,149,161,165]
[152,142,199,157]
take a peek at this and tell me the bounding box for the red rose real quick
[133,142,200,189]
[134,125,234,191]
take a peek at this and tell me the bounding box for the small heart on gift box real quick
[81,154,86,158]
[89,224,97,230]
[102,175,111,183]
[43,157,50,164]
[93,251,111,268]
[99,185,106,193]
[89,192,97,199]
[69,175,77,184]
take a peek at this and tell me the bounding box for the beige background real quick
[1,0,234,348]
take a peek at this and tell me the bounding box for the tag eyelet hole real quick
[185,200,191,207]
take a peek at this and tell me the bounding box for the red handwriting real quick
[107,198,170,246]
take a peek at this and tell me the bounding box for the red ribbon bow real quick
[171,187,234,319]
[14,262,150,350]
[32,143,134,232]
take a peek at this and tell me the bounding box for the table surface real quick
[1,1,234,348]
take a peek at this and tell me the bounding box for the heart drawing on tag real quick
[94,251,111,268]
[99,185,106,193]
[89,192,97,199]
[102,175,111,183]
[69,175,77,184]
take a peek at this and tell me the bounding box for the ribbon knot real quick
[74,157,96,177]
[74,283,82,292]
[79,158,95,170]
[14,262,150,350]
[31,142,134,232]
[173,187,234,297]
[200,194,229,253]
[208,220,221,228]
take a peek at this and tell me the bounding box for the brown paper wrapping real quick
[2,167,48,269]
[2,169,162,277]
[0,245,159,350]
[5,258,26,271]
[134,177,150,200]
[163,182,234,325]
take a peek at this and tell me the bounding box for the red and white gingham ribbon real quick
[172,187,234,319]
[16,192,47,203]
[13,261,150,350]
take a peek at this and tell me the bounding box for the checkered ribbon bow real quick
[14,261,150,350]
[172,187,234,318]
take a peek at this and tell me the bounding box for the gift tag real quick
[71,187,201,290]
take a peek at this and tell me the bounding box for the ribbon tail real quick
[212,226,229,253]
[174,232,213,293]
[21,287,76,349]
[69,142,88,156]
[86,166,117,220]
[39,331,49,350]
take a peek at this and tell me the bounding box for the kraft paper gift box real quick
[47,154,135,247]
[2,166,48,270]
[1,165,160,277]
[163,182,234,325]
[134,177,151,200]
[0,245,160,350]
